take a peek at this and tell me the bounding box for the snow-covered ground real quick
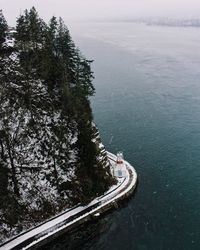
[0,152,137,250]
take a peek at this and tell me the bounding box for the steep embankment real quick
[0,8,114,243]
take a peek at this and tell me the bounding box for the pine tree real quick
[73,55,95,99]
[16,7,46,50]
[0,8,114,240]
[0,10,7,49]
[15,10,29,50]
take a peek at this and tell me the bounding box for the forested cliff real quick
[0,8,114,242]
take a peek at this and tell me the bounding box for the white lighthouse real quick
[114,152,127,178]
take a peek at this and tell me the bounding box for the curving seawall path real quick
[0,152,137,250]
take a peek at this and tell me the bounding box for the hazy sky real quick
[1,0,200,25]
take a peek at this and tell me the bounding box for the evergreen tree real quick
[15,9,29,50]
[16,7,46,50]
[0,10,7,49]
[0,8,113,240]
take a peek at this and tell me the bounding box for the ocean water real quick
[47,22,200,250]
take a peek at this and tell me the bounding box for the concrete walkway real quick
[0,152,137,250]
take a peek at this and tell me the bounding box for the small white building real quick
[114,152,127,178]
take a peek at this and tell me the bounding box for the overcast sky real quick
[1,0,200,25]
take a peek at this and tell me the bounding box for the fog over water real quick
[1,0,200,25]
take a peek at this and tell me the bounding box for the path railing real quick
[0,152,137,250]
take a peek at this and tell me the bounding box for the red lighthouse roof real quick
[116,151,124,164]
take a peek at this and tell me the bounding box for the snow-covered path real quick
[0,152,137,250]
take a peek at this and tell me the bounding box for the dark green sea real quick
[45,22,200,250]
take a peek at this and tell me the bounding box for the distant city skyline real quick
[0,0,200,26]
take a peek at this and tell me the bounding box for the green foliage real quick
[0,7,113,236]
[16,7,46,50]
